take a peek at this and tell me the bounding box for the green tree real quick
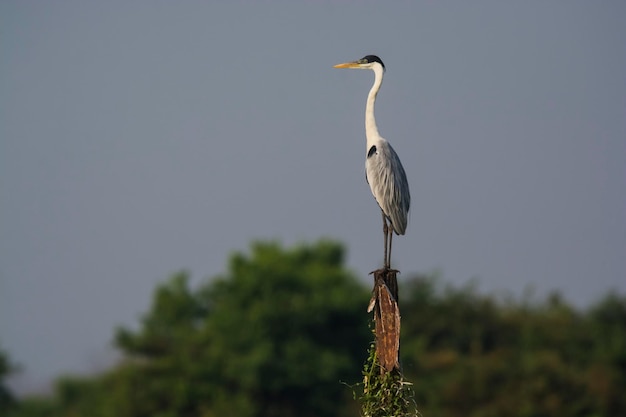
[112,240,370,417]
[585,292,626,415]
[399,276,626,417]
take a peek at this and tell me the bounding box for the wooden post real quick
[368,269,401,373]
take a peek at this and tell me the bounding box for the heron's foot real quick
[369,267,399,275]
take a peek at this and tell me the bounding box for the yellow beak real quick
[333,61,360,69]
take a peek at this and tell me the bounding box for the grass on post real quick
[357,339,419,417]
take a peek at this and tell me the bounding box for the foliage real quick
[358,339,418,417]
[6,241,626,417]
[10,240,369,417]
[400,276,626,417]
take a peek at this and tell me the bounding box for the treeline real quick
[2,240,625,417]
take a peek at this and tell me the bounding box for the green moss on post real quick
[359,341,419,417]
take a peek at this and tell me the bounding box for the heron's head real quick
[334,55,385,72]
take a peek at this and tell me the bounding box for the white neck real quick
[365,64,384,149]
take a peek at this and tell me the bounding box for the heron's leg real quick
[382,210,389,269]
[388,225,393,269]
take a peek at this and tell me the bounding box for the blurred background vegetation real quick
[2,240,625,417]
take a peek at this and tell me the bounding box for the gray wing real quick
[365,140,411,235]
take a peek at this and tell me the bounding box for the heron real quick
[334,55,410,270]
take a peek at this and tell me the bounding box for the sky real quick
[1,1,625,395]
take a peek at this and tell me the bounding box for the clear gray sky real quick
[1,1,625,394]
